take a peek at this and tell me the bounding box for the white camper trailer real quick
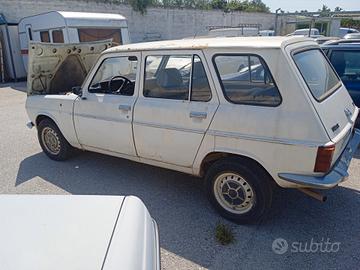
[0,14,27,80]
[18,11,130,72]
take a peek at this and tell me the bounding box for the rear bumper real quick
[278,129,360,189]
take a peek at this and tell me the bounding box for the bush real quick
[215,223,235,245]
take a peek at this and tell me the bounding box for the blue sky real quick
[265,0,359,12]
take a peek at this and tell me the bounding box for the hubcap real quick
[41,127,61,155]
[214,172,255,214]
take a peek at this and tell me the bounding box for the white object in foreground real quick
[0,195,160,270]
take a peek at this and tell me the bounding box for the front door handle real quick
[118,104,131,111]
[190,111,207,119]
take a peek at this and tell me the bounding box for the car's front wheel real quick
[205,157,273,224]
[37,118,72,161]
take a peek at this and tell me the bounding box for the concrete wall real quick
[0,0,277,42]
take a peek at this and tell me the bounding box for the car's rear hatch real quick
[312,84,358,165]
[287,41,358,166]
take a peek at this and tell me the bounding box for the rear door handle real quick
[118,104,131,111]
[190,111,207,119]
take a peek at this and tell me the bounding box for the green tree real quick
[341,18,360,29]
[210,0,227,10]
[318,4,330,12]
[318,4,331,16]
[105,0,270,14]
[225,0,270,13]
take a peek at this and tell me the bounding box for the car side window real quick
[213,54,281,106]
[144,54,212,102]
[144,55,191,100]
[89,56,138,96]
[191,55,212,102]
[330,50,360,83]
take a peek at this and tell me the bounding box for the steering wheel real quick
[108,75,131,93]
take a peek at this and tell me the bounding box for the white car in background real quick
[338,27,359,38]
[0,195,160,270]
[344,33,360,40]
[288,28,320,36]
[25,36,360,224]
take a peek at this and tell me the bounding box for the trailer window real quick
[78,28,122,45]
[40,31,50,43]
[52,30,64,43]
[27,27,33,41]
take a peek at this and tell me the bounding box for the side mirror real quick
[72,86,82,96]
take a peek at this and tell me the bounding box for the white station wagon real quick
[26,37,360,224]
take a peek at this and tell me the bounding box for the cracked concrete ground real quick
[1,82,359,269]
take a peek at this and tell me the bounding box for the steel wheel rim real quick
[213,172,255,214]
[41,127,61,155]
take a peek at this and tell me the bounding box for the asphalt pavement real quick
[1,82,359,269]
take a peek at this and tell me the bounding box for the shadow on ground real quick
[16,151,360,269]
[0,81,27,92]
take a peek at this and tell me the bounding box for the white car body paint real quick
[0,195,160,270]
[25,36,359,189]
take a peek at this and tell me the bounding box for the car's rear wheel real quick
[205,157,273,224]
[37,118,72,161]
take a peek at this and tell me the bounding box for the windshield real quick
[293,49,341,101]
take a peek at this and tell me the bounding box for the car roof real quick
[322,39,360,48]
[105,36,313,53]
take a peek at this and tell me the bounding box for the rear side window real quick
[213,54,281,106]
[144,55,191,100]
[144,54,212,101]
[330,50,360,83]
[191,55,212,102]
[293,49,340,101]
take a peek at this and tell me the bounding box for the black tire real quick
[205,157,273,224]
[37,118,72,161]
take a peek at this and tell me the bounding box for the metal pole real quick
[275,8,281,36]
[308,18,315,37]
[0,38,4,83]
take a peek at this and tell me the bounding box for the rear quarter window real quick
[213,54,281,106]
[293,49,341,101]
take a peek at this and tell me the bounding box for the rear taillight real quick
[314,145,335,173]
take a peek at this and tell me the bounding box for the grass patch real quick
[215,223,235,245]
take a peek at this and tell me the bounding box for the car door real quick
[74,52,140,157]
[133,51,219,167]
